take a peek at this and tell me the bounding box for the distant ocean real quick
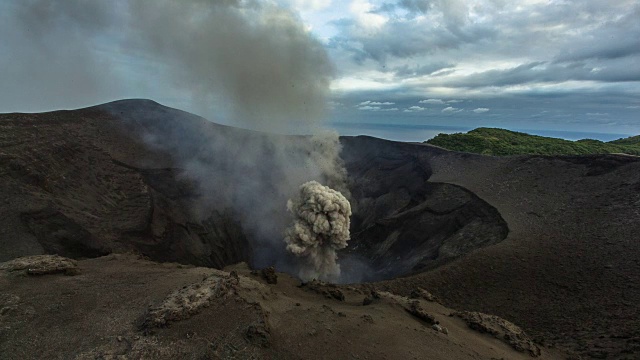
[330,122,633,143]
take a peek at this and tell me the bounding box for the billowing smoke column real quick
[4,0,354,279]
[284,181,352,282]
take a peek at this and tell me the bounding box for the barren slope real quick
[0,254,562,360]
[380,149,640,358]
[1,99,639,358]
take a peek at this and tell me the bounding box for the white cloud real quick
[419,99,444,104]
[627,106,640,109]
[286,0,332,12]
[330,77,398,92]
[473,108,489,113]
[350,0,388,29]
[447,99,463,103]
[359,100,395,105]
[442,106,462,113]
[403,106,426,112]
[358,105,398,111]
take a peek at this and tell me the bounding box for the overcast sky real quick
[1,0,639,141]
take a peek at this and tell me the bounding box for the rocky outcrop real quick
[140,273,239,329]
[453,311,541,357]
[0,255,79,276]
[405,300,436,325]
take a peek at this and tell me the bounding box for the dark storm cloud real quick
[330,0,640,86]
[553,5,640,62]
[398,0,473,28]
[443,59,640,89]
[558,41,640,62]
[326,0,640,136]
[328,0,497,65]
[359,30,484,64]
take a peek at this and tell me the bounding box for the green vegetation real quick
[608,134,640,145]
[425,128,640,156]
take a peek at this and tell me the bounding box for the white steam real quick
[284,181,352,282]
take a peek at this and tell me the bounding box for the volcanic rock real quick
[0,254,79,276]
[260,266,278,284]
[405,300,436,325]
[410,288,438,302]
[453,311,541,357]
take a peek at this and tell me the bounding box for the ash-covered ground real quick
[1,100,639,359]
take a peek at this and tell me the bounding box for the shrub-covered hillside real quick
[608,134,640,146]
[425,128,640,156]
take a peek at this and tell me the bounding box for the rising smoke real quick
[284,181,352,282]
[2,0,333,127]
[126,0,334,130]
[3,0,353,281]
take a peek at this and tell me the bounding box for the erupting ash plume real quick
[284,181,352,282]
[5,0,354,280]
